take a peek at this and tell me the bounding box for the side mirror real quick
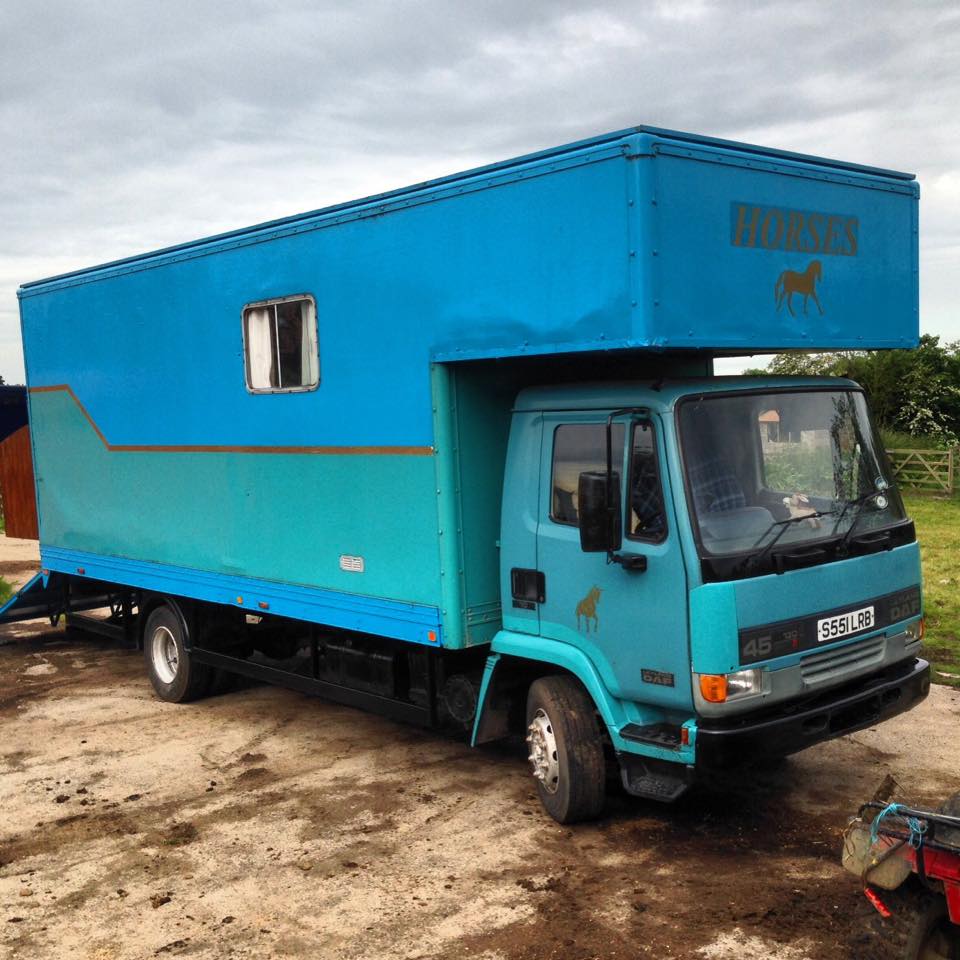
[578,471,622,553]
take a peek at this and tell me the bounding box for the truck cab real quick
[481,375,928,821]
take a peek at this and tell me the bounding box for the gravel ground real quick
[1,536,959,960]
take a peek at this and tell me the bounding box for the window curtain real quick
[300,300,319,386]
[246,307,275,388]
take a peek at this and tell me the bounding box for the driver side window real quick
[550,423,624,526]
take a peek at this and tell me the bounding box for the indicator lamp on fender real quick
[698,669,765,704]
[699,674,727,703]
[904,618,925,642]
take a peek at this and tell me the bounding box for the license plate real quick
[817,605,875,643]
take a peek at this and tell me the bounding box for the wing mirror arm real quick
[577,407,650,572]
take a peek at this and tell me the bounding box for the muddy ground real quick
[1,537,959,960]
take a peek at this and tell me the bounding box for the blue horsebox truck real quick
[4,126,929,822]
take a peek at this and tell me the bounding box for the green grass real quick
[904,491,960,687]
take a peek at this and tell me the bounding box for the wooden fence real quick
[886,447,955,495]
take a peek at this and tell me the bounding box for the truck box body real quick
[10,128,930,823]
[17,128,920,657]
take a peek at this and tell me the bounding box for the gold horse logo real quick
[775,260,823,316]
[575,586,602,634]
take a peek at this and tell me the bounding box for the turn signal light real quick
[905,618,925,642]
[699,674,728,703]
[698,668,765,703]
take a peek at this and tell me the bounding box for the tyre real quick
[857,879,959,960]
[143,603,212,703]
[525,675,606,824]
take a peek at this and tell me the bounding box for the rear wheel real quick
[143,603,212,703]
[525,675,606,824]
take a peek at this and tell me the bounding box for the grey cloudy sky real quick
[1,0,958,382]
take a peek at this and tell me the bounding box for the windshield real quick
[678,389,907,569]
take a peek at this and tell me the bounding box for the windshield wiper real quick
[829,490,878,538]
[739,509,838,574]
[833,490,886,555]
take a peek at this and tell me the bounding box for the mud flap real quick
[471,654,509,746]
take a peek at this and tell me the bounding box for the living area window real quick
[243,294,319,392]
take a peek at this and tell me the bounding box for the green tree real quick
[747,337,960,445]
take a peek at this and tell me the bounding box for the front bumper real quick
[695,657,930,767]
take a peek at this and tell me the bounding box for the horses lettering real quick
[731,203,858,257]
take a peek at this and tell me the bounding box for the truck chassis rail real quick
[190,644,435,727]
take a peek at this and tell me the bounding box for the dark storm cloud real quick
[1,0,958,379]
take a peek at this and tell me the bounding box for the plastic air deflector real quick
[620,721,682,749]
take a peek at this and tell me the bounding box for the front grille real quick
[801,635,885,685]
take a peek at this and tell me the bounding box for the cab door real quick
[535,412,691,709]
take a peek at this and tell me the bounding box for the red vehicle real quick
[844,796,960,959]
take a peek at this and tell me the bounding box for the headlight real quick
[698,669,765,704]
[905,618,925,642]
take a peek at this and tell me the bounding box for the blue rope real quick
[906,816,928,849]
[871,802,903,843]
[871,802,928,848]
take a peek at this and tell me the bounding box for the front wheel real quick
[525,675,606,824]
[143,603,212,703]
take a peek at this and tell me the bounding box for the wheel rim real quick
[150,625,180,685]
[526,708,560,794]
[919,919,960,960]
